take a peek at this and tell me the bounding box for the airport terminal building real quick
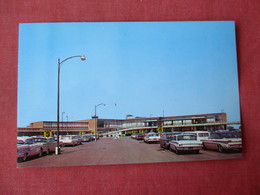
[17,112,240,136]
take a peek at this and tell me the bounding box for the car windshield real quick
[24,139,34,144]
[149,134,158,137]
[17,140,24,144]
[220,132,241,138]
[177,135,197,141]
[61,136,71,140]
[33,138,47,143]
[198,133,209,137]
[167,135,176,139]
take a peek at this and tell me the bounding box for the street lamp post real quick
[93,103,105,137]
[94,103,106,117]
[66,115,69,135]
[62,112,65,135]
[56,55,86,155]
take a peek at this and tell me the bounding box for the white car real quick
[169,134,203,154]
[17,137,43,162]
[60,135,80,146]
[201,131,242,152]
[185,131,210,141]
[144,132,160,143]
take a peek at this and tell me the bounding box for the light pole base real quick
[55,146,59,155]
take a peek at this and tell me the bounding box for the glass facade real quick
[43,121,88,130]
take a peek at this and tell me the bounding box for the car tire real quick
[218,145,224,153]
[46,149,50,155]
[202,143,207,150]
[22,153,27,162]
[160,143,163,148]
[163,144,167,149]
[175,147,179,154]
[194,150,200,154]
[39,149,43,157]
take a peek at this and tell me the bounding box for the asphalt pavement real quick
[17,137,242,168]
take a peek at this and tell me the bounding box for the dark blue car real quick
[159,132,182,149]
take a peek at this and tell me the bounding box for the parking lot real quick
[17,136,242,168]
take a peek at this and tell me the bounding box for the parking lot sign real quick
[80,131,85,135]
[157,125,163,133]
[44,130,52,137]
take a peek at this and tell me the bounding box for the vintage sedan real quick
[143,132,160,143]
[81,135,92,142]
[60,135,80,146]
[32,137,57,154]
[159,132,182,149]
[185,131,210,141]
[169,134,203,154]
[90,134,99,141]
[135,133,145,140]
[131,133,138,139]
[17,137,43,162]
[201,131,242,152]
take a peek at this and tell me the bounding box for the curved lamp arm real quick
[59,55,86,65]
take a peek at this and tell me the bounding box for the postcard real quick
[17,21,242,167]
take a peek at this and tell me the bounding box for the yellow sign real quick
[80,131,85,135]
[157,125,163,133]
[44,130,52,137]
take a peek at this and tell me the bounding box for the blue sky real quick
[18,21,240,127]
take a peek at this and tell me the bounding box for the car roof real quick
[33,137,47,139]
[17,137,33,141]
[212,131,240,134]
[215,130,232,132]
[175,133,196,136]
[185,131,209,133]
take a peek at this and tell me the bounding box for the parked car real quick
[159,132,182,149]
[81,135,92,142]
[131,133,138,139]
[32,137,57,154]
[201,131,242,152]
[185,131,210,141]
[169,134,203,154]
[135,133,145,140]
[90,135,99,141]
[60,135,80,146]
[74,135,82,145]
[144,132,160,143]
[17,137,43,162]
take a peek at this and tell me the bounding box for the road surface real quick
[17,137,242,168]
